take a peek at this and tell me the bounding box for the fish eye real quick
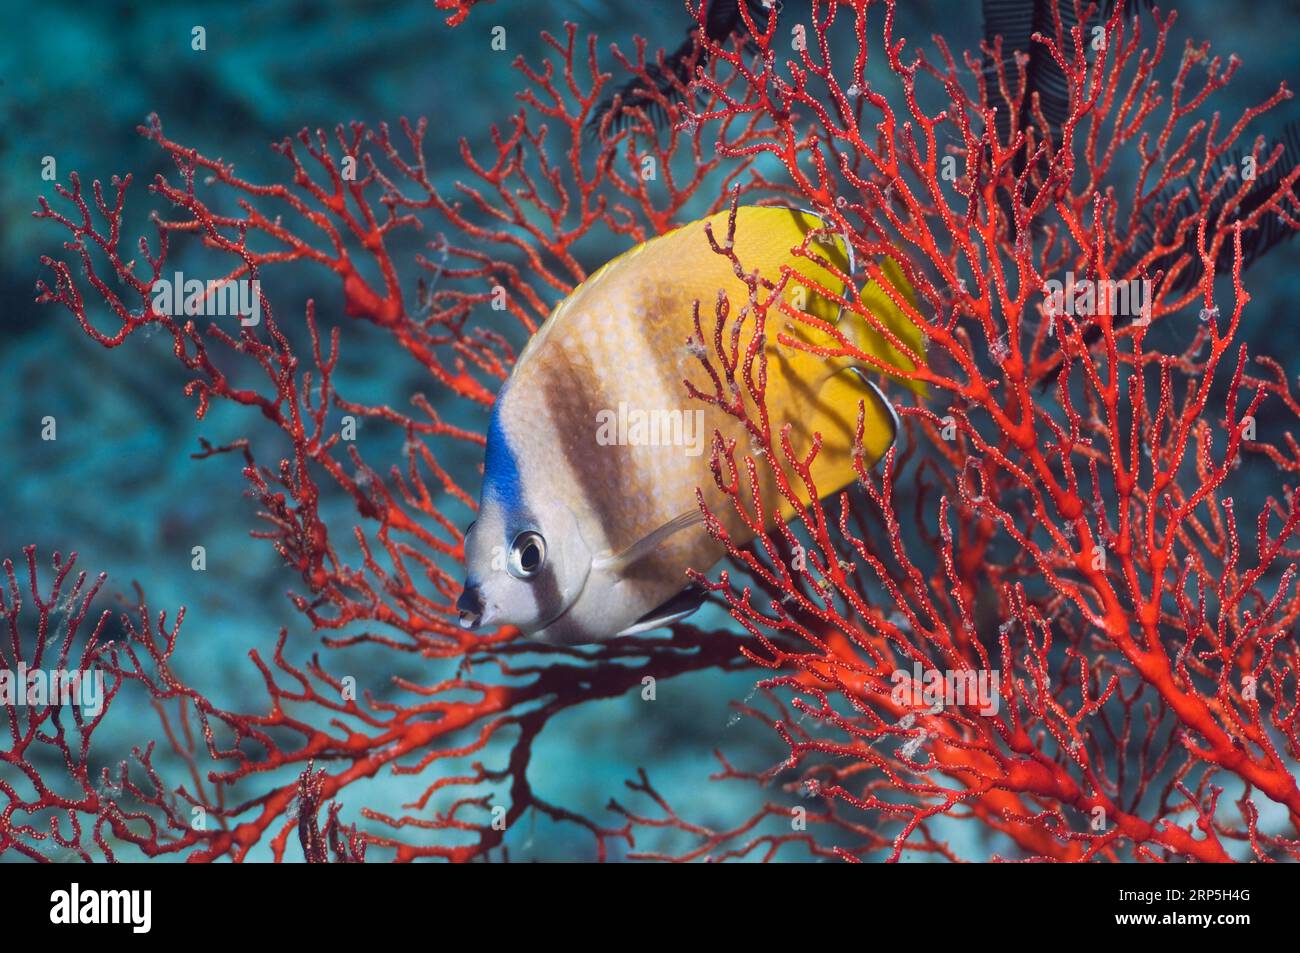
[507,531,546,579]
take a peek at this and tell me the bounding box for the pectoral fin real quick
[591,508,705,575]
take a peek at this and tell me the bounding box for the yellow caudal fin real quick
[842,254,928,397]
[777,366,900,522]
[785,257,923,517]
[684,207,923,521]
[738,209,920,520]
[734,207,926,394]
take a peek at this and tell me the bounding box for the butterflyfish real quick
[457,206,924,643]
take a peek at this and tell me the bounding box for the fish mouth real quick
[456,584,491,630]
[454,557,591,638]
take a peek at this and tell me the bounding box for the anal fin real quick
[614,586,707,636]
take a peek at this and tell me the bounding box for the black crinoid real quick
[587,0,777,135]
[981,1,1297,379]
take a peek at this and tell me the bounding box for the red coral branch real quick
[16,1,1300,862]
[645,0,1300,862]
[21,21,766,863]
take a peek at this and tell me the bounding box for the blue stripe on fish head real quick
[461,386,598,637]
[483,389,525,521]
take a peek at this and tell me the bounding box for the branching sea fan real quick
[6,0,1300,867]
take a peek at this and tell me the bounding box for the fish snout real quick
[456,583,487,630]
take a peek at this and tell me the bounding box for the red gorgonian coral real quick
[10,0,1300,862]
